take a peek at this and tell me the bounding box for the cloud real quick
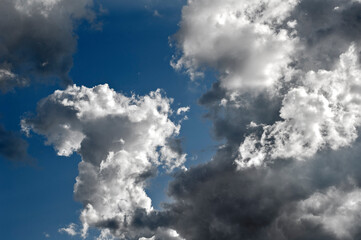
[289,186,361,239]
[172,0,361,168]
[0,0,96,92]
[22,84,187,239]
[237,44,361,167]
[290,0,361,71]
[171,0,298,92]
[0,125,31,162]
[153,10,162,17]
[133,138,361,240]
[58,223,78,236]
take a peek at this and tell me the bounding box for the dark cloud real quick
[289,0,361,71]
[123,138,361,240]
[199,82,282,145]
[0,0,96,92]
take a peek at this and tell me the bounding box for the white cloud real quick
[237,44,361,168]
[22,84,187,239]
[58,223,78,236]
[176,106,190,115]
[139,228,185,240]
[172,0,299,92]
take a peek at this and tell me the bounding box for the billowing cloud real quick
[237,44,361,167]
[0,0,96,92]
[171,0,298,92]
[22,84,187,239]
[173,0,361,168]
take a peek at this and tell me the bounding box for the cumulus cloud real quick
[172,0,361,168]
[0,0,96,92]
[171,0,298,92]
[237,44,361,167]
[22,84,187,239]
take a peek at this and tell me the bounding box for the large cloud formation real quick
[22,84,187,239]
[157,0,361,239]
[173,0,361,167]
[0,0,96,93]
[21,0,361,239]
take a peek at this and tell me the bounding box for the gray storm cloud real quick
[21,0,361,239]
[0,0,96,93]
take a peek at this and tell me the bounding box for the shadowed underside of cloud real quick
[155,141,361,240]
[0,0,96,93]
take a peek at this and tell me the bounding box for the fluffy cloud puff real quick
[0,0,96,92]
[237,44,361,168]
[172,0,298,91]
[22,84,186,239]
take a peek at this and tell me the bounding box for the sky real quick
[3,0,361,240]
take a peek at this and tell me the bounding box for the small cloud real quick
[153,10,162,17]
[176,106,190,115]
[43,232,50,238]
[58,223,78,236]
